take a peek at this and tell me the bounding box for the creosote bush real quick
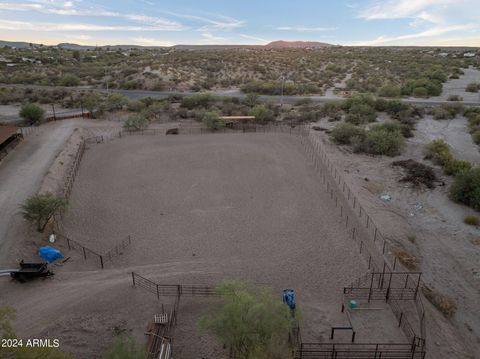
[202,111,225,130]
[19,102,45,125]
[464,216,479,226]
[450,168,480,211]
[330,123,366,145]
[123,114,149,130]
[422,286,457,318]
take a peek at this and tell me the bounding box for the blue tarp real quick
[38,246,64,263]
[282,289,296,311]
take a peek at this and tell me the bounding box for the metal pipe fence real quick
[55,232,132,269]
[296,127,426,345]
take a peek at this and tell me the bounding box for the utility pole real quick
[280,75,286,107]
[105,69,109,94]
[51,103,56,121]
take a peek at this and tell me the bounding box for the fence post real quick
[100,255,104,269]
[82,247,86,260]
[132,272,135,286]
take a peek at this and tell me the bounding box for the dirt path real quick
[0,120,82,265]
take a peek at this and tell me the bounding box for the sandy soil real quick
[0,132,403,358]
[424,66,480,103]
[311,116,480,358]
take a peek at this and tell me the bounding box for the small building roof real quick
[0,125,18,145]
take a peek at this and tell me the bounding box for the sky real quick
[0,0,479,47]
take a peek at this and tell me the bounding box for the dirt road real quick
[0,120,79,265]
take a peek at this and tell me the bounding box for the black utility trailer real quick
[9,262,54,283]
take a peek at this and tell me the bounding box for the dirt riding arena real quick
[2,132,408,358]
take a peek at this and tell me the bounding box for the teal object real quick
[349,300,358,309]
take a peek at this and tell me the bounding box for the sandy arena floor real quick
[2,132,392,358]
[58,133,371,356]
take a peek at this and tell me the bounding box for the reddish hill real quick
[265,40,332,48]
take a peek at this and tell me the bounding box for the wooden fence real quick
[63,140,85,200]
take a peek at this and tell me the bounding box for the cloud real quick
[161,11,245,31]
[239,34,269,44]
[0,19,183,32]
[130,37,174,47]
[275,26,337,32]
[0,1,187,31]
[201,32,227,44]
[358,0,449,22]
[351,23,479,45]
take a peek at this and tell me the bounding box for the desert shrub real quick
[395,250,418,270]
[431,106,451,120]
[102,336,146,359]
[120,80,141,90]
[379,84,401,98]
[412,87,429,97]
[320,101,343,118]
[81,93,103,117]
[464,216,479,226]
[181,93,216,110]
[105,93,129,111]
[450,167,480,211]
[344,103,377,125]
[250,104,275,122]
[402,78,442,97]
[466,83,479,92]
[19,102,45,125]
[199,281,295,359]
[126,100,146,112]
[422,286,457,318]
[330,123,366,145]
[21,192,67,232]
[202,111,225,130]
[444,159,472,176]
[364,126,404,156]
[472,130,480,144]
[424,139,452,165]
[244,93,259,107]
[59,74,81,87]
[123,114,149,130]
[447,94,462,102]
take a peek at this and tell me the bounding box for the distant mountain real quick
[0,40,36,49]
[265,40,332,48]
[0,39,333,51]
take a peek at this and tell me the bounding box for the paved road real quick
[0,120,78,264]
[2,84,479,106]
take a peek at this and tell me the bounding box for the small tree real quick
[59,74,81,87]
[82,93,101,118]
[19,103,45,125]
[21,192,67,232]
[200,281,295,359]
[450,167,480,211]
[123,114,149,130]
[250,104,274,123]
[202,111,225,130]
[244,93,259,107]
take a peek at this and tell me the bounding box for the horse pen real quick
[1,126,427,358]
